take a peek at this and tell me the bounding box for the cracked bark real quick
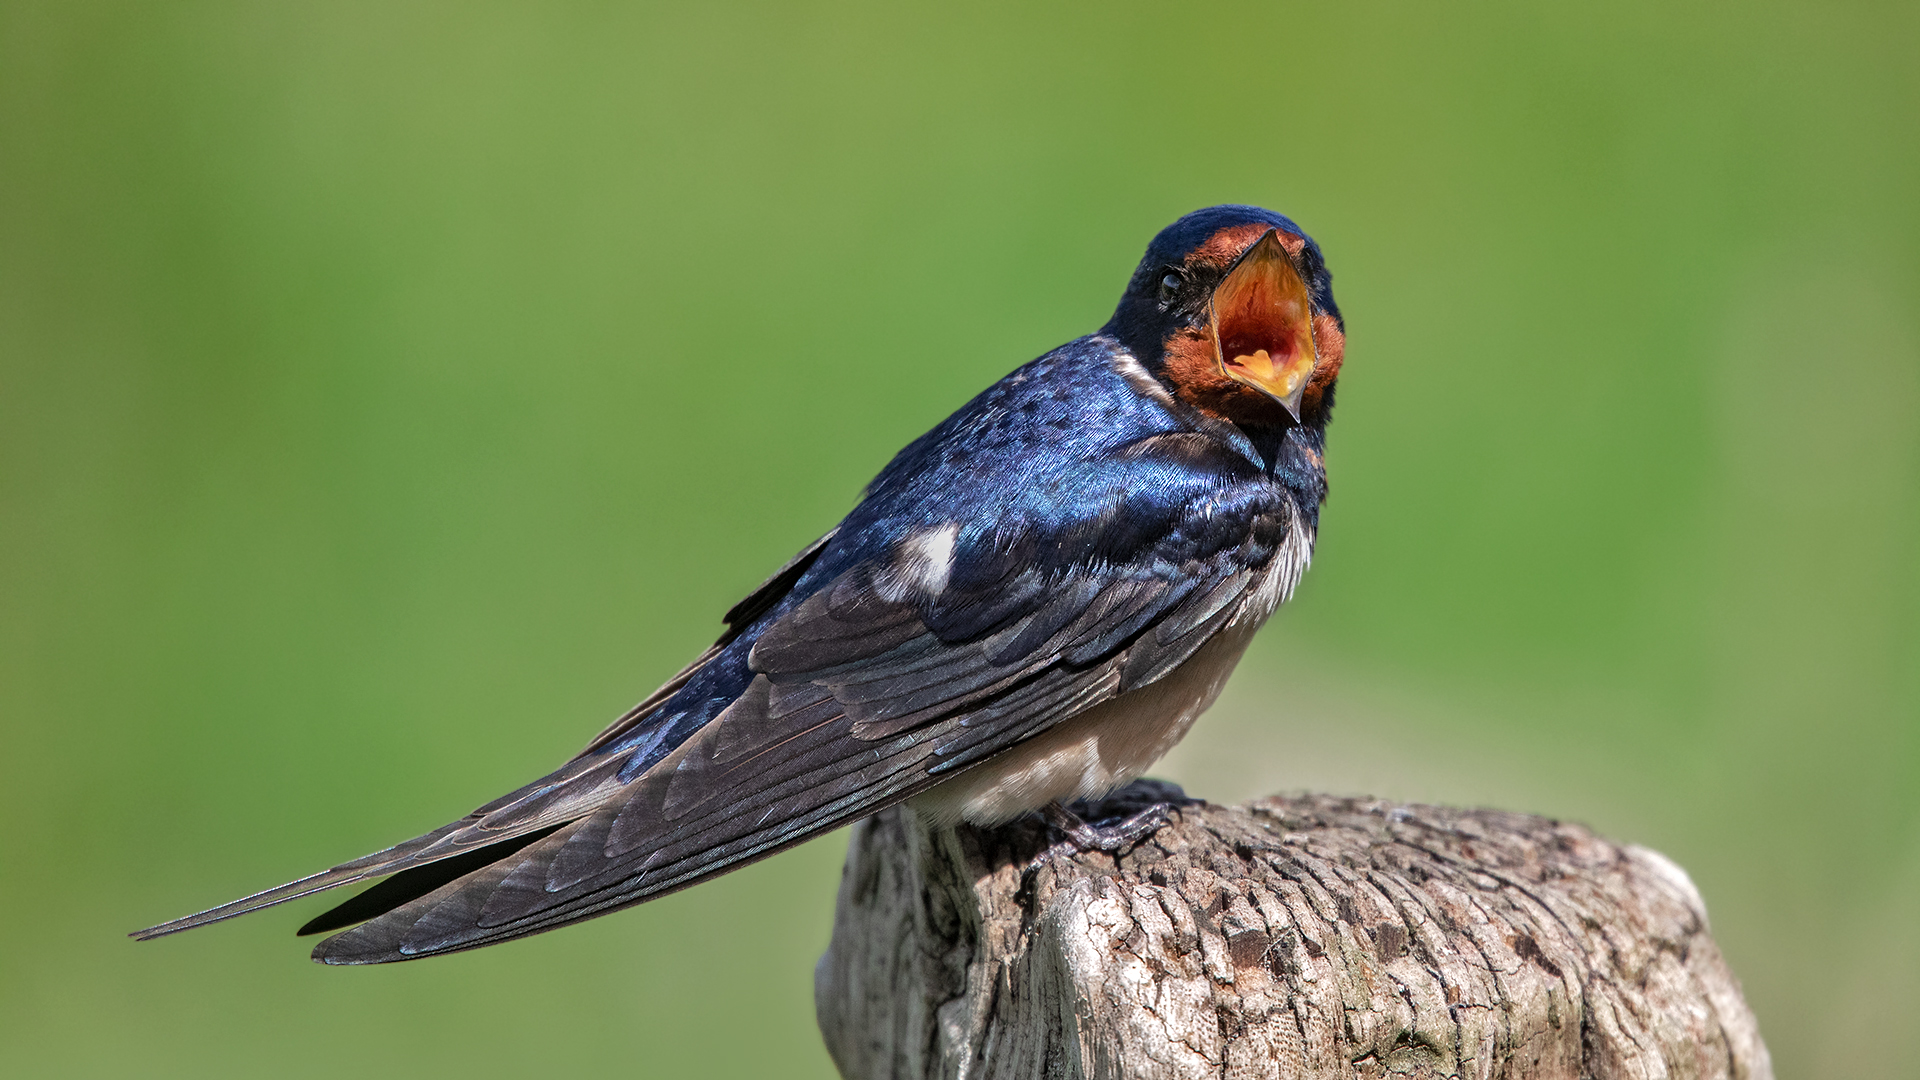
[815,780,1771,1080]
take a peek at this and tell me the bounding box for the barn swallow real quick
[134,204,1346,963]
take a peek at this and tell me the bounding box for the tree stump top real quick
[816,781,1771,1080]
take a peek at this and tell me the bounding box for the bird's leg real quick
[1042,799,1171,854]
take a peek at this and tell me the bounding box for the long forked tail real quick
[130,822,572,942]
[130,751,629,941]
[130,832,458,941]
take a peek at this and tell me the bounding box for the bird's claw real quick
[1043,800,1172,854]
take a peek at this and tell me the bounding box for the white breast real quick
[910,521,1311,827]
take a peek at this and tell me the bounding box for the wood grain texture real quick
[815,781,1771,1080]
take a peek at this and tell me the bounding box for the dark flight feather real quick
[302,494,1289,962]
[133,464,1296,956]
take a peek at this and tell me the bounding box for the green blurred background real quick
[2,1,1915,1076]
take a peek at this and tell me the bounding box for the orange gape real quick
[1209,229,1318,417]
[1160,227,1325,425]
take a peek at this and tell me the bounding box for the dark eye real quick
[1158,270,1183,301]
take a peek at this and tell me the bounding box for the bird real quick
[133,203,1346,964]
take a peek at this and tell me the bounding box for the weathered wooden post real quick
[816,780,1770,1080]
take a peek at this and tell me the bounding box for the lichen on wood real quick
[815,780,1770,1080]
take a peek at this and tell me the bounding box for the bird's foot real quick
[1043,800,1171,854]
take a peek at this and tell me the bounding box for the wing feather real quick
[135,448,1303,962]
[306,489,1297,962]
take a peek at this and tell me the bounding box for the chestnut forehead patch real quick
[1188,223,1307,270]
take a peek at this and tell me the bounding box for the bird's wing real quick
[135,439,1303,964]
[308,477,1300,963]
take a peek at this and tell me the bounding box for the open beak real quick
[1209,229,1318,419]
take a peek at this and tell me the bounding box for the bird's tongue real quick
[1210,230,1317,419]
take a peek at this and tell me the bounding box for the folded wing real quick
[137,457,1300,965]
